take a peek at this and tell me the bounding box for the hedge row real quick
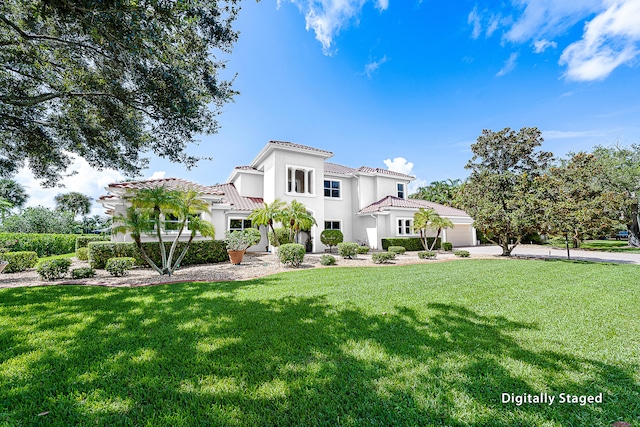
[88,240,229,269]
[1,251,39,273]
[381,237,441,251]
[76,235,109,251]
[0,233,80,257]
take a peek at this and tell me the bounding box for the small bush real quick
[320,230,344,251]
[441,242,453,251]
[388,246,406,255]
[75,235,109,251]
[76,247,89,261]
[105,257,136,276]
[337,242,359,259]
[320,254,336,266]
[268,228,293,247]
[278,243,305,267]
[72,267,96,279]
[418,251,437,259]
[356,246,370,254]
[372,252,395,264]
[454,250,470,258]
[37,258,72,280]
[1,251,39,273]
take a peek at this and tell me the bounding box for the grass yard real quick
[1,259,639,426]
[579,240,640,253]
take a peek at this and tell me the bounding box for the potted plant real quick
[225,229,261,265]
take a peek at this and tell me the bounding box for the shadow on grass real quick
[0,281,638,426]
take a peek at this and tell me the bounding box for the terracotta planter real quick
[228,250,245,265]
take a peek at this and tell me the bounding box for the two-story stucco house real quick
[99,140,477,251]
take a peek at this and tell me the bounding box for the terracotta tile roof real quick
[211,183,264,211]
[324,162,357,175]
[355,166,414,179]
[269,140,333,156]
[108,178,225,195]
[358,196,470,217]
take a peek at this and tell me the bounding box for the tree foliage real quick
[537,152,621,258]
[113,187,215,275]
[0,206,80,233]
[592,144,640,247]
[462,127,552,256]
[55,191,92,217]
[0,178,28,208]
[281,200,316,243]
[412,208,453,251]
[410,179,464,208]
[248,199,287,246]
[0,0,241,185]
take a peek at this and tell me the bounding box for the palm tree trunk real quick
[429,229,441,251]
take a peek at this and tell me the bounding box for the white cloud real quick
[280,0,388,54]
[14,156,124,216]
[543,129,607,139]
[468,6,482,39]
[496,52,519,76]
[533,39,557,53]
[384,157,414,175]
[408,178,427,194]
[147,171,167,180]
[559,0,640,81]
[363,55,388,78]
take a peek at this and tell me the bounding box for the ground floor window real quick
[397,218,413,235]
[324,220,341,230]
[229,218,253,231]
[164,213,201,233]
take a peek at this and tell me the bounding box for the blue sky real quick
[16,0,640,214]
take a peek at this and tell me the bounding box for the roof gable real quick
[358,196,470,217]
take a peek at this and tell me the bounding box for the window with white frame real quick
[163,213,201,233]
[229,218,253,231]
[324,180,341,198]
[397,182,406,199]
[287,166,314,195]
[324,220,341,230]
[397,218,413,235]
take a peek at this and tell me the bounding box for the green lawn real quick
[1,260,639,426]
[579,240,640,253]
[36,252,76,262]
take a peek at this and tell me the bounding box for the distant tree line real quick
[410,127,640,255]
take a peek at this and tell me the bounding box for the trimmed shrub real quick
[454,250,470,258]
[320,230,344,251]
[418,251,437,259]
[388,246,406,255]
[88,242,141,269]
[1,251,39,273]
[372,252,395,264]
[0,232,79,257]
[76,247,89,261]
[268,228,293,247]
[337,242,359,259]
[278,243,305,267]
[76,235,109,251]
[381,237,441,251]
[356,246,370,254]
[37,258,72,280]
[72,267,96,279]
[88,240,229,269]
[105,257,136,276]
[320,254,336,266]
[442,242,453,251]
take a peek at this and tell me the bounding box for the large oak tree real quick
[1,0,241,186]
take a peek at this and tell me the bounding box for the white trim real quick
[396,182,406,199]
[396,217,416,236]
[228,217,253,231]
[323,219,342,230]
[285,164,316,197]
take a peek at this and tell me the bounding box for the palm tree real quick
[0,197,13,222]
[248,199,287,245]
[0,179,28,209]
[412,208,439,250]
[282,200,316,243]
[116,187,214,276]
[428,215,454,251]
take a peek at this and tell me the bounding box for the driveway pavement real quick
[458,244,640,265]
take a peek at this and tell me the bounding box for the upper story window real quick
[287,166,314,195]
[229,218,252,231]
[397,182,406,199]
[324,220,341,230]
[324,180,341,198]
[397,218,413,235]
